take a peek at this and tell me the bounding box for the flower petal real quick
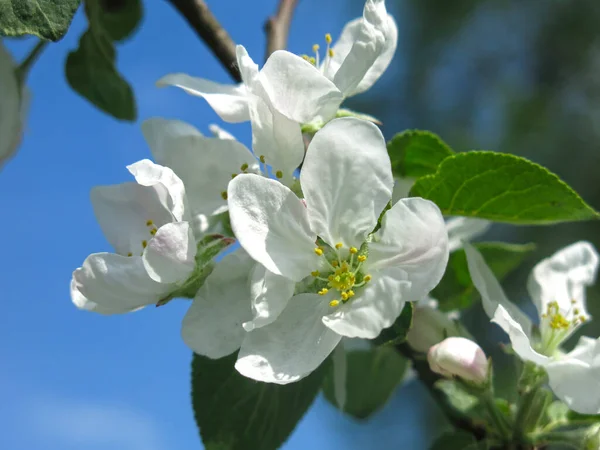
[322,267,411,339]
[142,222,196,283]
[208,124,236,140]
[546,336,600,414]
[260,50,343,123]
[465,243,533,335]
[367,197,449,300]
[446,217,492,253]
[528,241,599,321]
[157,73,249,122]
[181,249,254,359]
[235,293,342,384]
[243,263,296,331]
[492,305,549,366]
[71,253,168,314]
[301,117,393,248]
[228,174,319,281]
[332,343,347,410]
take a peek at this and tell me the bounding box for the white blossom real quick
[428,337,488,384]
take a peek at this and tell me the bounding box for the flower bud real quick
[406,299,462,352]
[427,337,488,384]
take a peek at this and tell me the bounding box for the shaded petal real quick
[181,249,254,359]
[209,124,236,140]
[142,222,196,283]
[0,42,25,167]
[528,241,599,320]
[157,73,249,122]
[71,253,168,314]
[465,243,533,335]
[322,267,411,339]
[446,217,492,253]
[368,198,449,300]
[301,117,393,248]
[332,343,347,410]
[391,176,415,203]
[228,174,319,281]
[261,50,343,123]
[492,305,549,366]
[243,263,296,331]
[235,293,342,384]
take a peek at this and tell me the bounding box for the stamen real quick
[349,247,358,254]
[314,247,324,256]
[231,173,237,179]
[347,290,355,298]
[221,191,228,200]
[325,33,332,44]
[318,288,329,296]
[150,228,157,236]
[332,261,339,267]
[357,255,367,262]
[341,292,348,301]
[259,155,266,163]
[363,275,372,282]
[335,242,343,249]
[312,44,320,52]
[142,240,148,249]
[275,170,283,179]
[328,48,334,57]
[240,163,249,171]
[146,220,153,227]
[127,252,133,257]
[311,270,320,277]
[329,299,340,307]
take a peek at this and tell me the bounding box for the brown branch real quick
[264,0,299,61]
[167,0,241,82]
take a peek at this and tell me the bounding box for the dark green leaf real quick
[410,151,600,224]
[373,302,414,345]
[387,130,454,178]
[97,0,142,41]
[435,379,480,414]
[0,0,80,41]
[191,352,325,450]
[432,242,535,311]
[429,431,477,450]
[322,347,408,419]
[66,27,136,120]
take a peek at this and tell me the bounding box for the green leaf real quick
[566,411,600,426]
[435,379,480,414]
[0,0,81,41]
[546,401,570,424]
[387,130,454,178]
[432,242,535,311]
[191,352,325,450]
[322,347,408,419]
[373,302,414,346]
[97,0,142,41]
[410,151,600,224]
[429,431,477,450]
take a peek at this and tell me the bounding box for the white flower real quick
[0,40,28,168]
[428,337,488,384]
[465,241,600,413]
[71,160,197,314]
[157,0,397,127]
[227,117,449,384]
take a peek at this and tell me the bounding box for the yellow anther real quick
[150,228,157,236]
[329,299,340,307]
[332,260,339,267]
[259,155,266,163]
[571,299,578,304]
[312,44,320,52]
[335,242,343,249]
[357,255,367,262]
[328,49,334,58]
[146,220,153,226]
[142,240,148,249]
[549,313,570,330]
[580,315,587,323]
[574,308,580,315]
[314,247,324,256]
[311,270,320,277]
[318,288,329,296]
[127,252,133,257]
[341,262,349,270]
[349,247,358,254]
[347,290,355,298]
[221,191,228,200]
[241,163,249,171]
[325,33,332,44]
[275,170,283,179]
[341,292,348,301]
[301,54,310,61]
[231,173,237,179]
[308,57,316,65]
[363,275,372,282]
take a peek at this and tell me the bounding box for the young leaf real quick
[322,347,408,419]
[387,130,454,178]
[410,151,600,224]
[432,242,535,311]
[373,302,414,346]
[0,0,80,41]
[191,352,325,450]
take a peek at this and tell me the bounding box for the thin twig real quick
[264,0,299,61]
[166,0,241,82]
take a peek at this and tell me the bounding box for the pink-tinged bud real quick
[427,337,488,384]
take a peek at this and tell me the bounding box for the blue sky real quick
[1,1,437,448]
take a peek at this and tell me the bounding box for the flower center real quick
[311,242,371,308]
[539,300,587,355]
[300,33,335,72]
[127,219,158,257]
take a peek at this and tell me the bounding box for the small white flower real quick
[466,241,600,413]
[71,160,197,313]
[428,337,488,384]
[227,117,449,384]
[0,40,28,168]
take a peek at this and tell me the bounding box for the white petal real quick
[0,42,25,166]
[465,243,533,334]
[260,50,343,123]
[322,268,411,339]
[492,305,549,366]
[235,293,342,384]
[142,222,196,283]
[71,253,168,314]
[181,249,254,359]
[332,343,347,410]
[445,217,492,253]
[157,73,249,123]
[368,197,449,300]
[243,263,296,331]
[301,117,393,248]
[228,174,319,281]
[208,124,236,140]
[546,336,600,414]
[528,241,599,320]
